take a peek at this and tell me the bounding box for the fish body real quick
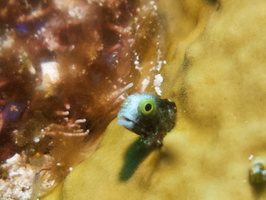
[118,93,177,147]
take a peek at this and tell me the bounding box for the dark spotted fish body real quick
[118,93,177,147]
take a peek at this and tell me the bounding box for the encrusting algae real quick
[0,0,165,198]
[0,0,164,198]
[1,0,266,199]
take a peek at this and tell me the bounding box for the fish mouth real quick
[120,116,135,123]
[117,116,136,129]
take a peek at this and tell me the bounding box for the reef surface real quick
[41,0,266,199]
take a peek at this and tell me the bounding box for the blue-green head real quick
[118,93,177,147]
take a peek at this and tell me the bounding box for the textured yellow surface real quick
[42,0,266,199]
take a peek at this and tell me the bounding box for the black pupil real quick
[145,103,152,112]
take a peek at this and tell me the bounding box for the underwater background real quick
[1,0,266,199]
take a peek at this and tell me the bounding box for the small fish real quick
[118,93,177,147]
[249,158,266,185]
[1,102,26,121]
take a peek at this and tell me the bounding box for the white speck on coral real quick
[117,78,123,83]
[2,33,14,49]
[64,104,71,110]
[154,74,163,87]
[135,66,142,70]
[75,119,86,124]
[9,171,20,177]
[70,64,76,70]
[154,74,163,96]
[141,78,150,92]
[68,6,86,19]
[41,61,60,84]
[155,87,162,96]
[249,155,254,160]
[33,137,40,143]
[134,60,139,65]
[133,52,142,70]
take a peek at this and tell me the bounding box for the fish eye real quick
[138,99,156,115]
[145,103,152,112]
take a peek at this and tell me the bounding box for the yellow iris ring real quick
[138,98,157,115]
